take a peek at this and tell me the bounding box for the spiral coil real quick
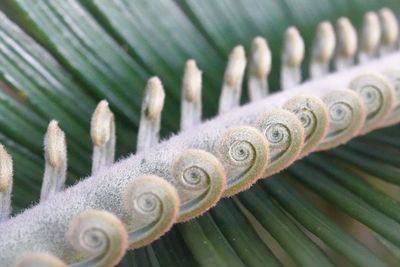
[171,149,226,221]
[283,95,329,158]
[2,7,400,266]
[349,73,395,133]
[215,126,269,196]
[122,175,179,248]
[255,109,304,176]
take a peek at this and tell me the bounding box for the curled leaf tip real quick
[172,150,226,221]
[44,120,66,168]
[15,252,66,267]
[143,77,165,120]
[255,109,304,176]
[382,70,400,125]
[349,73,395,133]
[91,100,114,146]
[216,126,269,197]
[283,95,329,158]
[67,209,128,267]
[183,59,202,103]
[318,89,367,150]
[122,175,179,248]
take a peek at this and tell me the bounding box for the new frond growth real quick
[379,8,399,54]
[41,121,67,202]
[181,60,202,130]
[137,77,165,152]
[248,37,271,100]
[335,17,358,70]
[123,175,179,247]
[1,8,400,266]
[0,144,12,222]
[219,45,247,114]
[359,12,381,63]
[91,100,116,175]
[310,21,336,78]
[281,26,305,89]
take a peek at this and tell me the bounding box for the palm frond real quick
[0,1,400,266]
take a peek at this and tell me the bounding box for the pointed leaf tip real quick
[379,8,399,47]
[283,26,305,67]
[250,36,271,78]
[0,145,12,192]
[44,121,66,168]
[361,12,381,53]
[91,100,114,146]
[183,59,202,102]
[143,77,165,120]
[313,21,336,63]
[224,45,246,88]
[337,17,358,58]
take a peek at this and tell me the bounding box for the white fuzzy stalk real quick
[0,144,12,222]
[359,12,381,63]
[1,42,400,267]
[218,46,247,114]
[335,17,358,70]
[14,210,128,267]
[281,27,305,90]
[180,60,202,131]
[310,21,336,78]
[137,77,165,152]
[40,121,67,202]
[379,8,399,55]
[91,101,115,175]
[248,37,271,100]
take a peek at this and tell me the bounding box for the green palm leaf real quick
[1,0,400,266]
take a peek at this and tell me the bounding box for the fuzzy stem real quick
[1,51,400,265]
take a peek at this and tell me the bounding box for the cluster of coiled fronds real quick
[1,6,400,267]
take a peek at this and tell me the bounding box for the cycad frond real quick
[0,1,400,266]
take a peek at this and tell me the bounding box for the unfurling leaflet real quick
[215,126,269,196]
[122,175,179,248]
[171,150,226,221]
[255,109,304,176]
